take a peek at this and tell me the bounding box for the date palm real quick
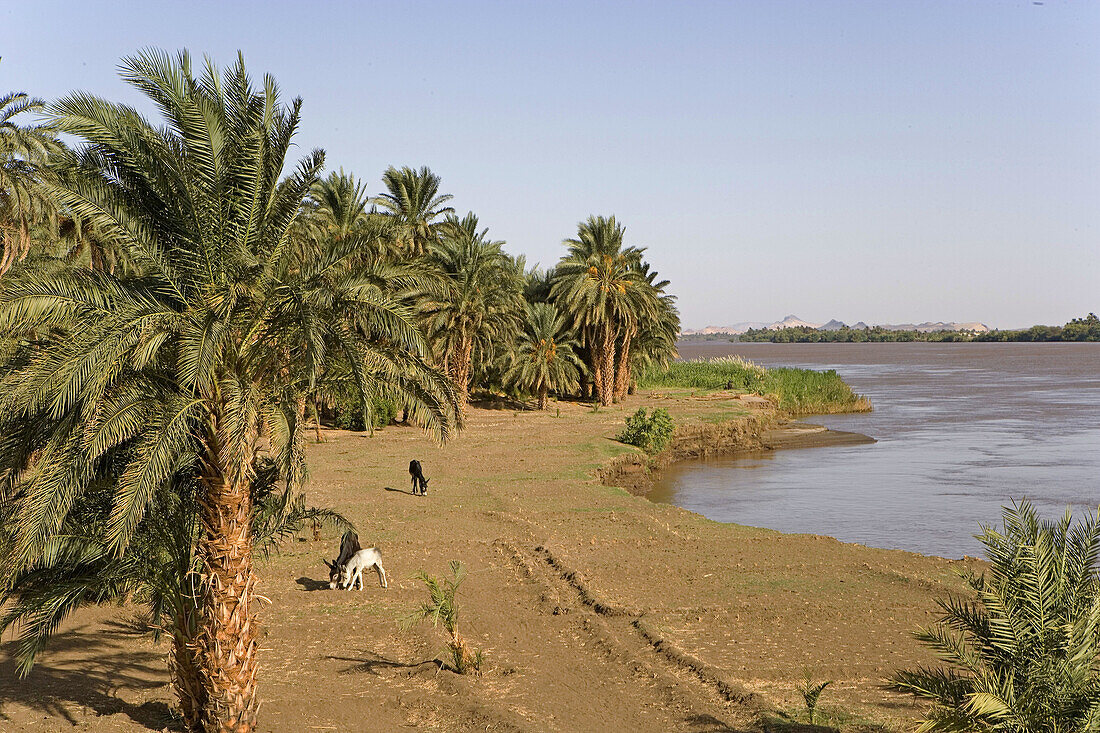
[551,215,648,406]
[0,91,58,276]
[422,212,523,407]
[892,501,1100,732]
[373,165,453,257]
[0,49,455,732]
[307,168,372,242]
[507,302,583,409]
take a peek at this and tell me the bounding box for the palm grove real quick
[0,51,679,732]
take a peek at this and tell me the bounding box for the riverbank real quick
[600,403,875,496]
[0,392,974,732]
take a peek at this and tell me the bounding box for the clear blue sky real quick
[2,1,1097,328]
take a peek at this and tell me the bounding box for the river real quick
[649,342,1100,558]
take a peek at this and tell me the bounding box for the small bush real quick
[618,408,675,454]
[400,560,482,675]
[797,672,832,725]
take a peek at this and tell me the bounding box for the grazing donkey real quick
[409,459,430,496]
[324,530,362,589]
[338,547,388,590]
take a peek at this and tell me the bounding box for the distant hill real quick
[876,321,990,333]
[767,314,823,331]
[681,316,991,335]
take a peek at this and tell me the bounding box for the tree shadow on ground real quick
[0,620,177,730]
[295,576,331,592]
[327,652,439,677]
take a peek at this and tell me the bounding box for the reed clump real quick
[636,356,871,415]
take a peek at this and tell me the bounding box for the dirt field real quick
[0,393,976,731]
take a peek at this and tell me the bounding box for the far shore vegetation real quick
[720,312,1100,343]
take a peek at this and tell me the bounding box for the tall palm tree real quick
[373,165,454,257]
[551,215,648,406]
[507,302,583,409]
[0,91,57,277]
[422,212,524,407]
[892,502,1100,731]
[0,50,456,732]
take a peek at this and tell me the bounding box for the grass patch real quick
[636,356,871,415]
[697,406,751,423]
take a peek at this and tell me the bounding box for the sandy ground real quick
[0,392,977,731]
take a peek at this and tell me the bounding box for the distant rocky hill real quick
[827,320,991,333]
[681,316,991,335]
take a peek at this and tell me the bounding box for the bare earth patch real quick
[1,392,976,731]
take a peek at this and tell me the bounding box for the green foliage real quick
[891,501,1100,732]
[797,672,833,725]
[1,88,60,277]
[401,560,482,675]
[505,302,583,408]
[618,407,675,454]
[422,212,525,404]
[636,356,869,414]
[373,165,454,257]
[329,387,399,431]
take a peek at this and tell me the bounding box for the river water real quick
[649,342,1100,558]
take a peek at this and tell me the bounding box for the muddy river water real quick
[649,342,1100,558]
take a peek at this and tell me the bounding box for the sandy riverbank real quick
[0,392,974,732]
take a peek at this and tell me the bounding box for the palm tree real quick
[422,212,524,407]
[507,302,583,409]
[551,216,648,406]
[373,165,454,257]
[0,90,57,277]
[307,168,372,242]
[0,49,456,732]
[892,501,1100,731]
[625,261,679,397]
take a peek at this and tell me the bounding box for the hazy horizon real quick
[682,313,1076,332]
[2,1,1096,329]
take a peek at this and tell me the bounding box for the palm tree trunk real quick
[538,385,548,410]
[170,606,207,733]
[598,325,616,406]
[196,472,259,733]
[453,335,473,409]
[614,327,633,403]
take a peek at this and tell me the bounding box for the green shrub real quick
[618,408,674,454]
[400,560,483,675]
[891,501,1100,731]
[330,389,398,431]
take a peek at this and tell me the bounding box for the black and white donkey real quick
[324,530,387,590]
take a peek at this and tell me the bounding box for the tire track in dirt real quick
[493,539,760,731]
